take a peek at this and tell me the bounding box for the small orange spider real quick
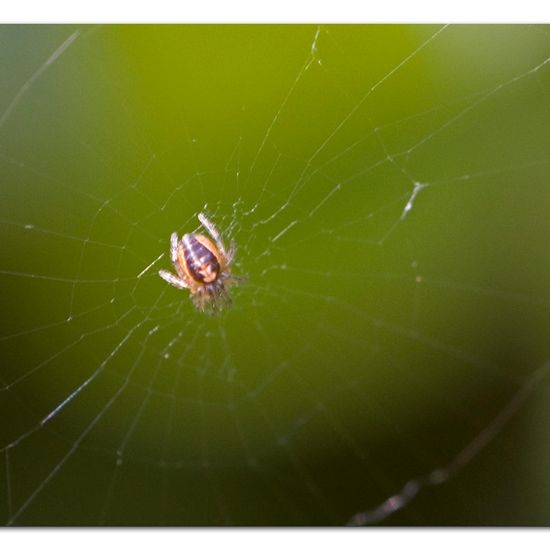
[159,213,240,313]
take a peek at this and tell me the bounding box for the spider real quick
[159,213,240,313]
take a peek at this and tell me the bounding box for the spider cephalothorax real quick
[159,213,240,313]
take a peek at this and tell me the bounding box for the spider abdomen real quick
[179,233,220,284]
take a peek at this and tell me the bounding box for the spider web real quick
[1,24,550,526]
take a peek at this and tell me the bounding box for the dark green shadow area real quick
[1,24,550,525]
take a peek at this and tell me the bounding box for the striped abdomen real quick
[179,233,220,284]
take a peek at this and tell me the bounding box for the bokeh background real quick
[1,25,550,525]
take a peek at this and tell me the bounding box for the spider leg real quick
[198,212,228,259]
[159,269,189,290]
[169,232,187,280]
[170,232,179,263]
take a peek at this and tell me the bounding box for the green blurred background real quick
[1,25,550,525]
